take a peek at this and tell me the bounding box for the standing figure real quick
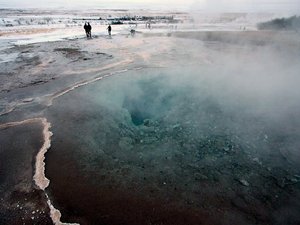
[83,22,89,38]
[87,22,92,38]
[107,25,112,36]
[130,29,136,37]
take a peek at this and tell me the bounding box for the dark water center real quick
[45,68,300,225]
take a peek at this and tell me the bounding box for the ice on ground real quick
[0,9,294,48]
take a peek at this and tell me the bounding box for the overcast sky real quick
[0,0,299,13]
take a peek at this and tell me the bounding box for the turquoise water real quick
[45,68,300,225]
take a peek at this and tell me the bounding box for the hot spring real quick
[45,66,300,225]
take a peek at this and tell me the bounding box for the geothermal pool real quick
[44,67,300,225]
[1,16,300,223]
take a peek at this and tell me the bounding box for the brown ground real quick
[0,123,52,225]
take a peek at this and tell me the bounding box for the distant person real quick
[107,25,112,36]
[130,29,136,37]
[83,22,89,38]
[145,22,151,29]
[87,22,92,38]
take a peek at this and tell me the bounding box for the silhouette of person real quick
[87,22,92,38]
[130,29,135,37]
[84,22,89,38]
[107,25,112,36]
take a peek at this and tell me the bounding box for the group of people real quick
[83,22,112,38]
[83,22,92,38]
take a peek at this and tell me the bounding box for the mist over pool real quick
[45,49,300,224]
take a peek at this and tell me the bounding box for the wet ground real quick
[0,122,52,224]
[0,30,300,225]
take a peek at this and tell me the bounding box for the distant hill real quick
[257,16,300,30]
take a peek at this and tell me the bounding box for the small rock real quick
[143,119,152,127]
[264,134,268,139]
[143,137,157,144]
[223,147,230,152]
[289,178,299,184]
[277,178,286,188]
[172,124,181,129]
[22,98,33,103]
[253,157,262,165]
[194,173,208,181]
[239,179,249,187]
